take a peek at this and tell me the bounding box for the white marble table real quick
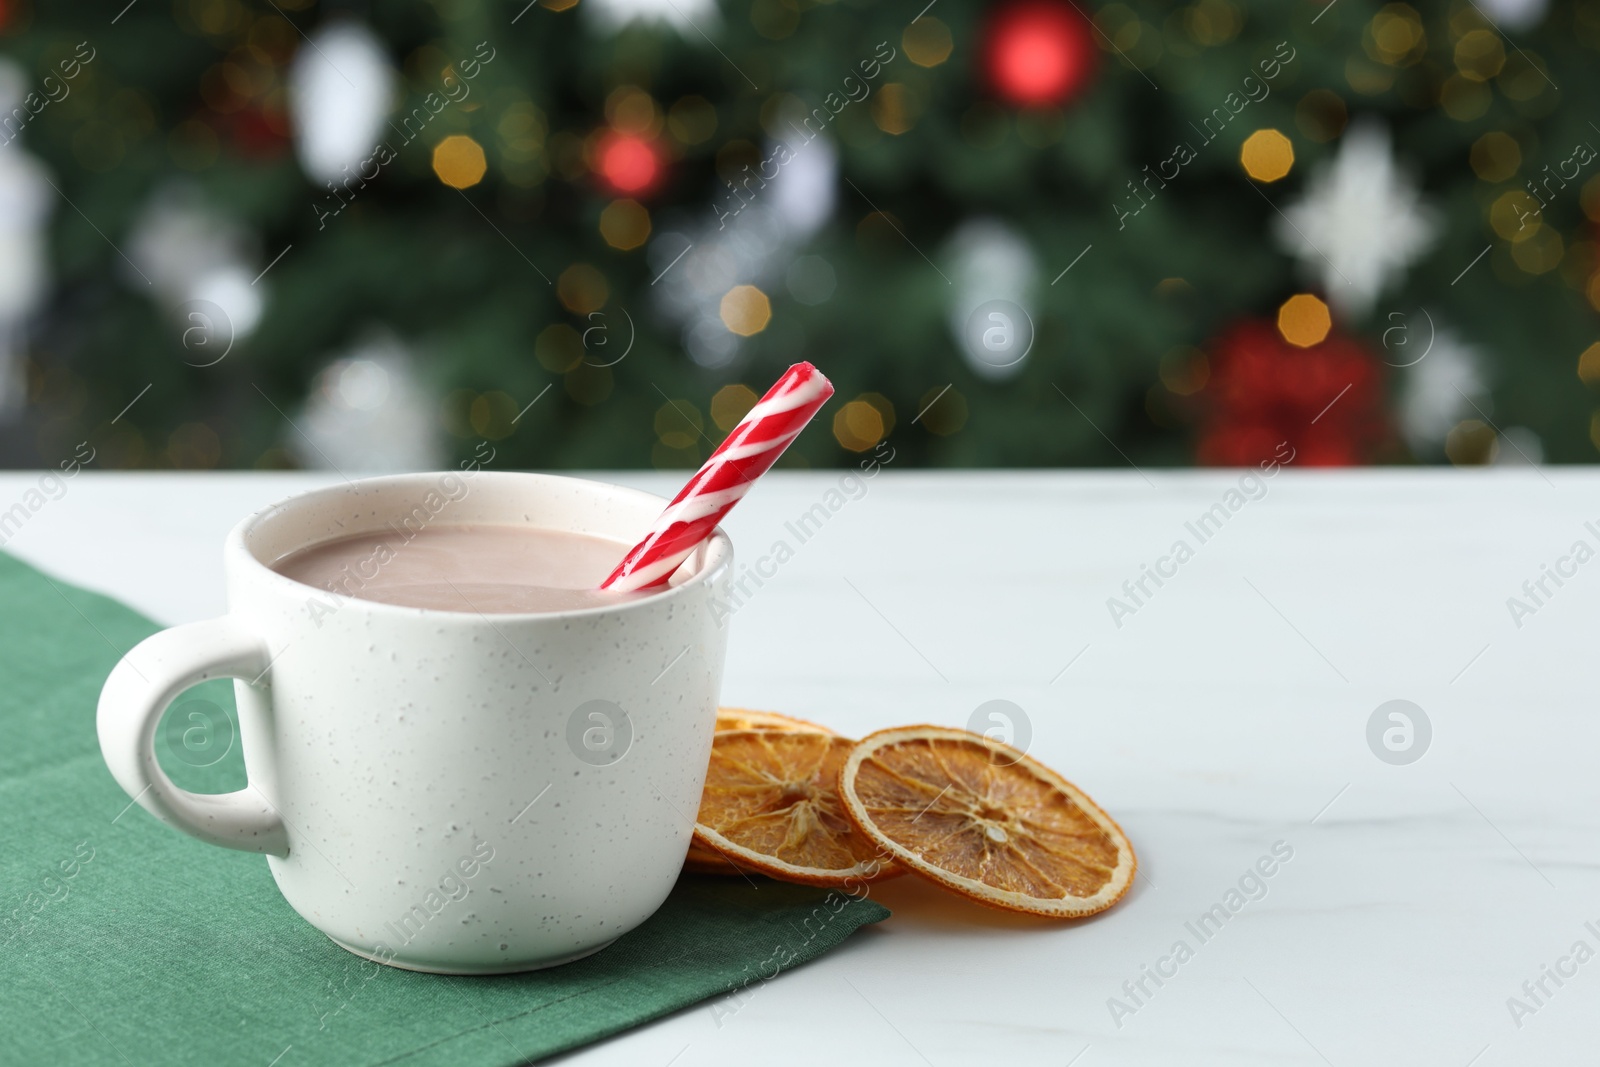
[3,469,1595,1066]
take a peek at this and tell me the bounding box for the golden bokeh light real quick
[720,285,771,336]
[1489,190,1541,242]
[558,263,608,314]
[1160,346,1210,395]
[710,383,759,431]
[903,17,953,67]
[535,323,584,373]
[872,83,915,136]
[1186,0,1241,45]
[1577,342,1600,385]
[606,85,660,135]
[668,95,718,145]
[1365,4,1425,66]
[1582,175,1600,224]
[599,199,651,250]
[1446,419,1498,465]
[833,400,886,452]
[1440,74,1491,121]
[469,391,518,440]
[1470,132,1521,183]
[1240,128,1294,182]
[497,101,548,186]
[1498,53,1552,102]
[1454,29,1505,82]
[654,400,705,449]
[860,392,896,438]
[431,134,487,189]
[1277,294,1331,348]
[1512,225,1564,275]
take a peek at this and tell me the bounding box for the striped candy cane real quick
[601,362,834,592]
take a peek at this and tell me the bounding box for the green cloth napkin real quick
[0,552,889,1065]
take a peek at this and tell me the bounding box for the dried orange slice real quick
[838,725,1135,917]
[686,710,840,874]
[715,707,838,734]
[693,730,898,886]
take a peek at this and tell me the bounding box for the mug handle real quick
[97,616,289,856]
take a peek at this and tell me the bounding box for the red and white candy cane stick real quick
[601,362,834,592]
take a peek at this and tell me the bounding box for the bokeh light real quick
[668,96,718,144]
[833,400,886,452]
[558,264,608,314]
[1446,419,1498,465]
[431,135,487,189]
[654,399,705,449]
[872,84,915,135]
[983,1,1097,107]
[904,18,954,68]
[1277,294,1331,348]
[720,285,771,336]
[1578,342,1600,386]
[1454,29,1505,82]
[1240,129,1294,182]
[599,199,651,250]
[595,132,662,196]
[1469,132,1521,183]
[710,384,759,431]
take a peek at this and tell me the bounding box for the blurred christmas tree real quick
[1,0,1598,471]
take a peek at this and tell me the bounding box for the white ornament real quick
[770,132,836,239]
[288,20,396,186]
[294,332,443,473]
[0,59,54,411]
[1397,329,1485,456]
[0,148,50,323]
[1276,120,1436,321]
[944,218,1038,381]
[125,184,263,353]
[1478,0,1549,31]
[651,132,839,368]
[585,0,720,32]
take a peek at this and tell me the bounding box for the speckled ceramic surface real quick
[97,471,732,973]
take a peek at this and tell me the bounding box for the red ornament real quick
[1196,320,1391,467]
[595,131,663,197]
[982,0,1098,108]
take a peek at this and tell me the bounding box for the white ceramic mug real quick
[97,471,732,974]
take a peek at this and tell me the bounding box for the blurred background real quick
[0,0,1595,472]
